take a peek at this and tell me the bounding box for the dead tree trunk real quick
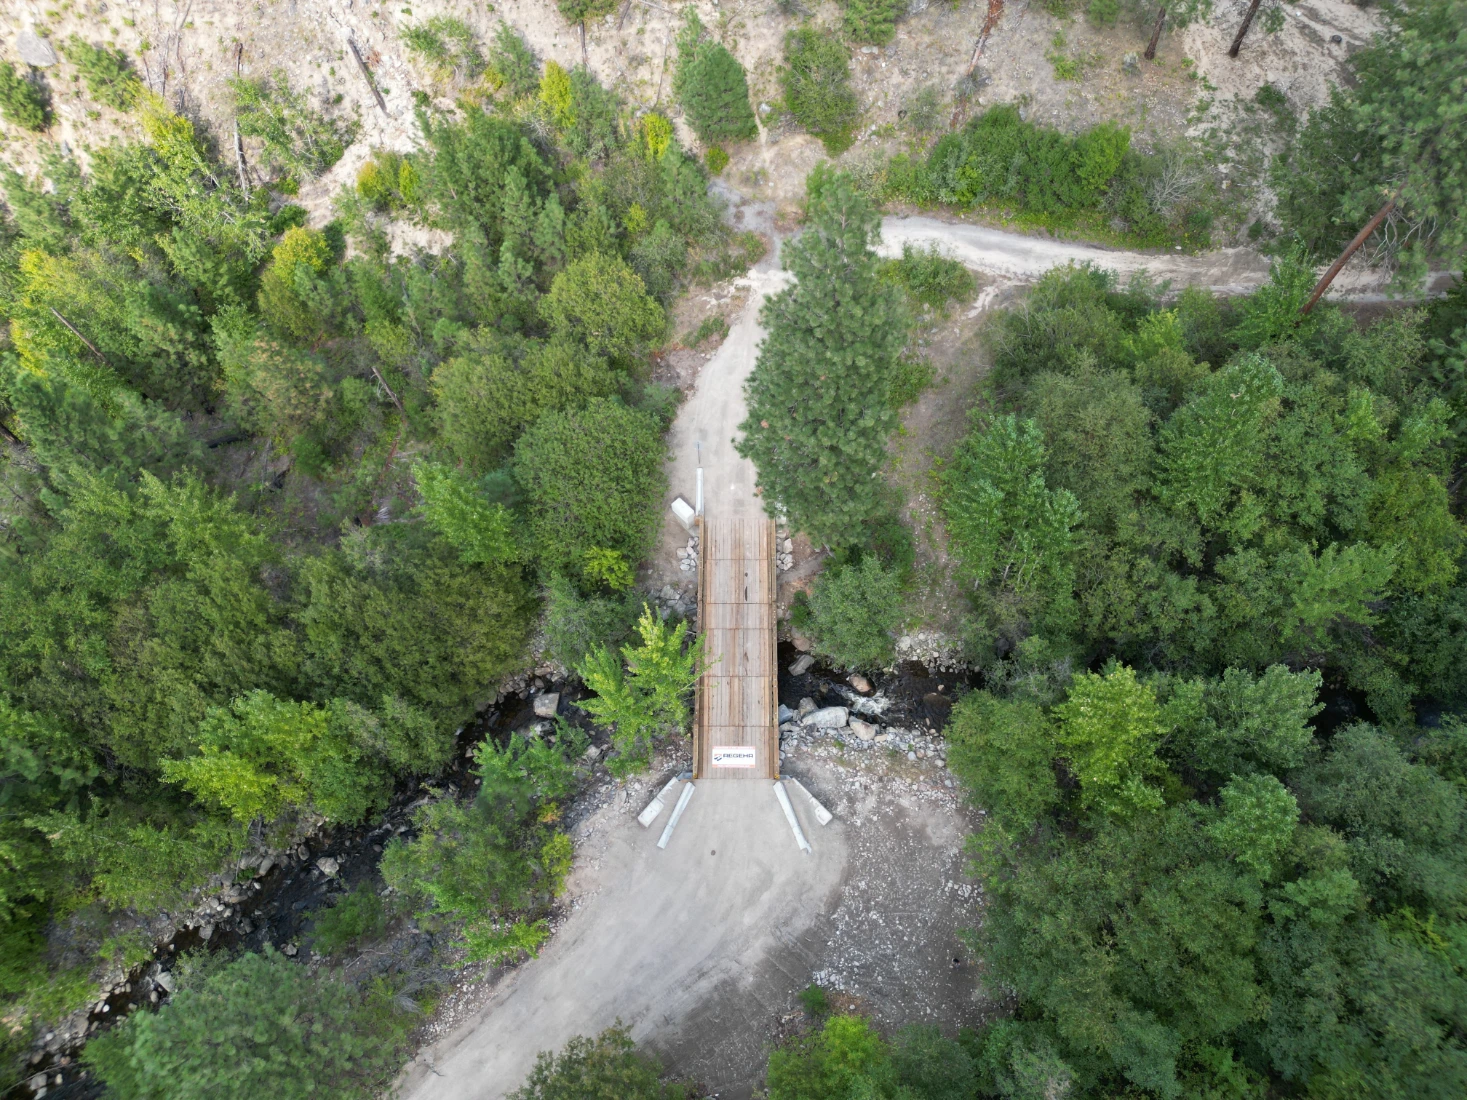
[1229,0,1264,58]
[1144,6,1167,60]
[348,38,387,113]
[233,45,251,196]
[1299,193,1399,316]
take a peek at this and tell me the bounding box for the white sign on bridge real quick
[711,746,757,768]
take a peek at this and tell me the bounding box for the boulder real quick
[583,744,603,762]
[797,697,816,718]
[848,673,873,694]
[849,718,877,741]
[789,654,814,676]
[792,631,813,652]
[778,704,795,724]
[804,706,849,730]
[155,970,176,994]
[315,856,340,877]
[532,692,560,718]
[16,30,58,67]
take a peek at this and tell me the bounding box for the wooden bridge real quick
[693,516,779,780]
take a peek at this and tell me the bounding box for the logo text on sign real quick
[711,745,757,768]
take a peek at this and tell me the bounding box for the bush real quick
[543,573,642,669]
[540,252,666,361]
[230,70,357,179]
[380,734,575,962]
[403,17,484,84]
[781,28,860,155]
[674,12,758,145]
[83,949,412,1100]
[512,398,668,571]
[882,243,976,311]
[61,37,142,110]
[705,144,730,174]
[0,61,49,130]
[808,556,906,669]
[511,1026,685,1100]
[577,606,705,774]
[489,22,540,98]
[311,881,388,954]
[841,0,906,45]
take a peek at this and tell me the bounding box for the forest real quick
[0,0,1463,1096]
[0,21,743,1094]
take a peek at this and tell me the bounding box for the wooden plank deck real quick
[693,516,778,780]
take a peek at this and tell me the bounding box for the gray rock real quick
[29,1072,46,1093]
[848,673,873,694]
[283,943,298,957]
[256,857,274,878]
[907,751,918,761]
[805,706,849,730]
[155,970,175,994]
[781,538,794,553]
[797,697,816,718]
[532,692,560,718]
[198,923,215,941]
[849,718,877,741]
[17,29,58,68]
[583,744,603,762]
[315,856,340,877]
[778,704,794,724]
[792,631,813,652]
[789,654,814,676]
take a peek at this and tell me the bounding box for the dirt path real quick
[877,214,1407,299]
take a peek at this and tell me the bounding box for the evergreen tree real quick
[736,167,907,544]
[674,12,757,145]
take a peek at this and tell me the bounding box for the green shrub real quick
[230,71,358,179]
[1087,0,1121,25]
[674,11,758,145]
[403,17,484,84]
[808,556,906,669]
[83,949,412,1100]
[380,734,575,962]
[781,28,860,155]
[0,61,49,131]
[705,144,730,173]
[799,983,832,1017]
[512,397,668,572]
[543,572,642,668]
[311,881,388,954]
[489,22,540,98]
[511,1026,685,1100]
[889,353,936,408]
[61,37,142,110]
[841,0,906,45]
[578,606,706,775]
[556,0,620,27]
[882,242,976,311]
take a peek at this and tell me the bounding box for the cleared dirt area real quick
[397,751,983,1100]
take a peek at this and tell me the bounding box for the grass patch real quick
[682,315,729,348]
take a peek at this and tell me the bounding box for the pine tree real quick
[675,15,757,146]
[736,167,907,545]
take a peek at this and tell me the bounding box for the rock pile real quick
[676,532,700,574]
[776,529,794,572]
[778,696,953,784]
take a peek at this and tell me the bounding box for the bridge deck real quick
[693,517,778,780]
